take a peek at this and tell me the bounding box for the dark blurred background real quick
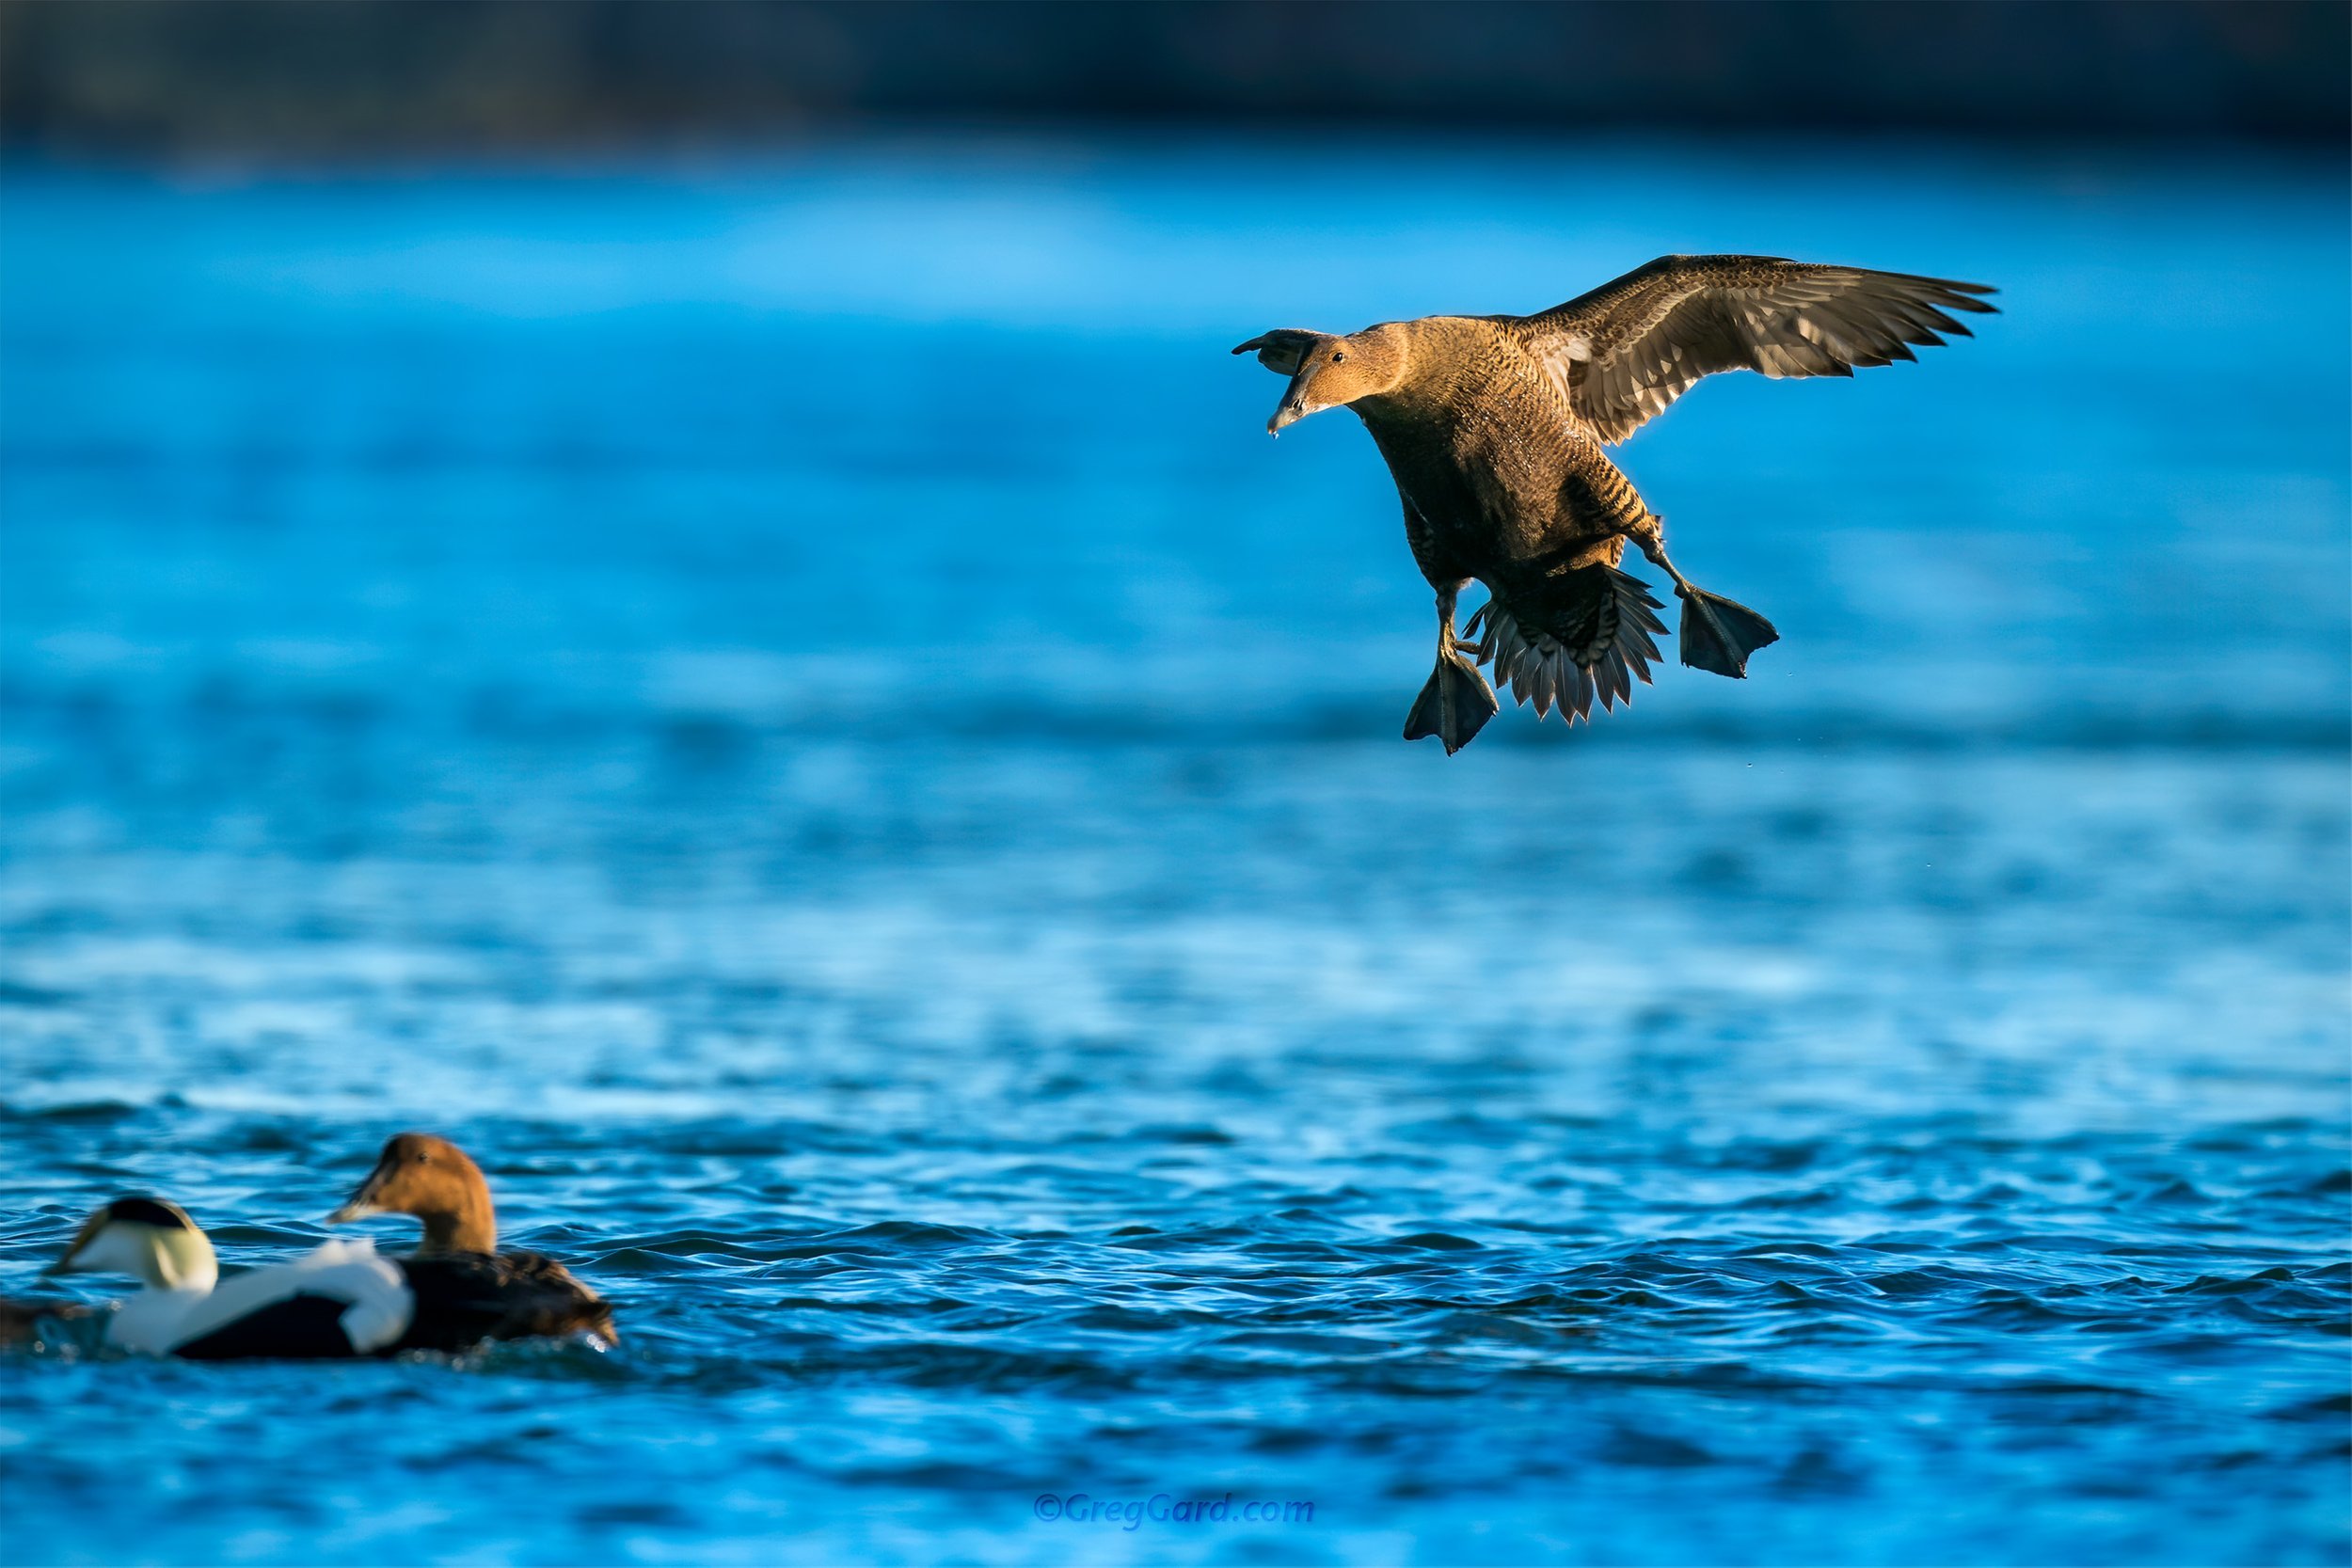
[3,0,2346,153]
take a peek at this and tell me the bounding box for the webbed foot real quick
[1675,586,1780,678]
[1404,650,1499,753]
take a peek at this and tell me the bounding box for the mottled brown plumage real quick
[329,1132,616,1346]
[1236,254,1996,752]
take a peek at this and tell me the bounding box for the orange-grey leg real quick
[1403,581,1499,753]
[1627,520,1779,679]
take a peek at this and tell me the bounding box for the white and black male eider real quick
[46,1196,416,1358]
[326,1131,613,1345]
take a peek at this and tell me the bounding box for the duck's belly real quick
[1372,418,1640,582]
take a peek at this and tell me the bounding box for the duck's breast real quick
[107,1287,211,1355]
[1366,323,1601,569]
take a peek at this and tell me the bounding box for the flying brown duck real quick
[1236,254,1996,752]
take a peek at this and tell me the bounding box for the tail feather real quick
[1599,643,1633,709]
[1565,659,1595,721]
[1468,565,1664,727]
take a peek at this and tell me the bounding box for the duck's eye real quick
[1332,353,1346,363]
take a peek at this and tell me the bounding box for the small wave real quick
[1380,1232,1484,1252]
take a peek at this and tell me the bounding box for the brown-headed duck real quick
[1236,253,1995,752]
[327,1132,615,1348]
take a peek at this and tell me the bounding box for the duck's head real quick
[1232,325,1407,435]
[45,1196,219,1291]
[328,1132,498,1257]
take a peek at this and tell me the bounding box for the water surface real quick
[1,136,2346,1565]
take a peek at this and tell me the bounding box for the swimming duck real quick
[326,1132,615,1346]
[44,1196,419,1358]
[1236,254,1996,752]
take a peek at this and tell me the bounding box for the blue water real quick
[0,136,2346,1565]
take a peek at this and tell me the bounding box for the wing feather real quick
[1513,255,1996,443]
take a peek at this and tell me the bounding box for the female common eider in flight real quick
[1236,254,1996,752]
[326,1132,612,1344]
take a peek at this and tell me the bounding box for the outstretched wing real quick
[1512,255,1996,443]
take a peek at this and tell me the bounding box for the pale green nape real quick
[146,1224,220,1291]
[77,1219,221,1291]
